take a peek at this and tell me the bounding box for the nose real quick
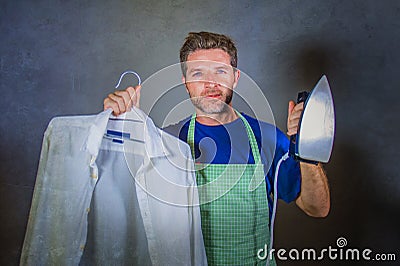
[203,72,219,87]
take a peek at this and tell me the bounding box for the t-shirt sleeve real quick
[268,128,301,203]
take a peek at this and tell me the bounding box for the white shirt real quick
[20,108,207,266]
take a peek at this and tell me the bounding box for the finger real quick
[113,90,132,111]
[125,86,135,110]
[288,113,302,127]
[107,92,127,115]
[287,120,300,134]
[292,102,304,112]
[287,126,299,136]
[286,101,296,133]
[135,85,141,108]
[126,85,141,108]
[287,101,296,128]
[287,105,305,135]
[288,100,296,115]
[104,97,121,115]
[288,117,300,127]
[287,102,304,123]
[287,101,303,136]
[288,108,302,123]
[287,117,299,130]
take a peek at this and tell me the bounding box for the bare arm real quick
[287,100,331,217]
[295,162,330,217]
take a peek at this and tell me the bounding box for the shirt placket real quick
[133,155,160,266]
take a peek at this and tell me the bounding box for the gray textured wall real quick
[1,0,399,265]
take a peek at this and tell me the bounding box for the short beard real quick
[190,91,233,114]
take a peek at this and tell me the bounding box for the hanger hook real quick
[115,70,141,89]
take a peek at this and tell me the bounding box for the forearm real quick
[295,162,330,217]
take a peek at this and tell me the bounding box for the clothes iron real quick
[289,75,335,164]
[267,75,335,266]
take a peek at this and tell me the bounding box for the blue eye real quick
[192,72,202,77]
[216,69,227,74]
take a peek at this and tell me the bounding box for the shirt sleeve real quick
[268,128,301,203]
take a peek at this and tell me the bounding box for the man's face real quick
[183,49,240,114]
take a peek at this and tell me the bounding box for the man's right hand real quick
[103,85,141,116]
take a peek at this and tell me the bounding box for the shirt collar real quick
[84,108,168,158]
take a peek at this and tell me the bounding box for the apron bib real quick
[188,112,276,266]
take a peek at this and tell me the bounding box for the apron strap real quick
[187,111,262,165]
[235,111,262,164]
[187,114,197,160]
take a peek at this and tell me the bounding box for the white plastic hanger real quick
[104,70,144,144]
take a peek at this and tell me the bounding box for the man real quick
[104,31,330,265]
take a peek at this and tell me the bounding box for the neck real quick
[195,106,238,126]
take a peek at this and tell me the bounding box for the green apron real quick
[187,111,276,266]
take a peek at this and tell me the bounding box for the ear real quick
[232,69,240,89]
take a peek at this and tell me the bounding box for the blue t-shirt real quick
[162,113,301,215]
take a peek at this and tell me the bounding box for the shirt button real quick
[80,245,85,250]
[91,173,97,179]
[86,208,90,213]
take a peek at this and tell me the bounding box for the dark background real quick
[1,0,399,265]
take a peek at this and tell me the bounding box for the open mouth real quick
[205,94,221,99]
[203,91,222,99]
